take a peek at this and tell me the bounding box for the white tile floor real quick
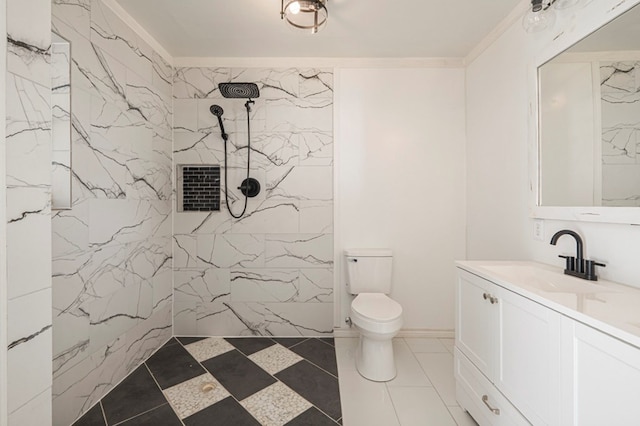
[336,337,478,426]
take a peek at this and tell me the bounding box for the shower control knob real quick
[237,177,261,198]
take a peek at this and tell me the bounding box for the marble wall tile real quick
[299,200,333,233]
[196,302,333,336]
[173,67,333,336]
[197,233,265,268]
[52,0,91,42]
[173,67,230,99]
[7,0,51,87]
[174,268,231,304]
[53,335,127,426]
[266,165,333,200]
[52,0,174,422]
[90,0,152,83]
[7,289,53,413]
[600,61,640,206]
[8,387,52,426]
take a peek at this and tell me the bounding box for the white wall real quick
[466,0,640,288]
[336,67,466,332]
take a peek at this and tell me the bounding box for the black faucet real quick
[550,229,605,281]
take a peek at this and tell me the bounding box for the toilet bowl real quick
[351,293,403,381]
[344,249,403,382]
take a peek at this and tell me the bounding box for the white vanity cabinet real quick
[455,261,640,426]
[560,319,640,426]
[455,268,561,426]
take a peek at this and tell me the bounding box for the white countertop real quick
[456,260,640,349]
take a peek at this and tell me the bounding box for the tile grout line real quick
[99,402,108,426]
[141,361,187,426]
[403,338,461,424]
[212,337,342,424]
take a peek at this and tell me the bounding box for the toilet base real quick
[355,333,397,382]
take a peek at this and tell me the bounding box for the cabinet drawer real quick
[455,348,530,426]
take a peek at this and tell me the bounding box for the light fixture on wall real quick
[280,0,328,34]
[522,0,584,33]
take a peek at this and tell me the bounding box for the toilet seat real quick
[351,293,403,334]
[352,293,402,321]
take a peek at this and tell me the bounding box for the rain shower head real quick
[219,82,260,99]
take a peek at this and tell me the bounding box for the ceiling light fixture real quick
[522,0,584,33]
[280,0,328,34]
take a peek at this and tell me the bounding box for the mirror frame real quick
[529,0,640,225]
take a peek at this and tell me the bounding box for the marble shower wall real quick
[51,1,173,425]
[601,61,640,206]
[173,68,334,337]
[6,0,53,424]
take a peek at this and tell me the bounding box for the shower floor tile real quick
[71,337,341,426]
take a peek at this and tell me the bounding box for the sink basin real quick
[479,264,617,295]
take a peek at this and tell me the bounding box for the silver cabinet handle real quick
[483,292,489,300]
[490,296,498,304]
[482,395,501,415]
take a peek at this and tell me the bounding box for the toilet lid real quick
[352,293,402,322]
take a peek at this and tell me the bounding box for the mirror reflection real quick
[51,32,72,210]
[538,4,640,207]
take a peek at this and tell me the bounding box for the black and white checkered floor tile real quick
[72,337,342,426]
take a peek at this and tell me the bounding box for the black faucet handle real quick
[558,255,576,272]
[584,260,606,281]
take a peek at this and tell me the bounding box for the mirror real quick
[51,32,72,210]
[538,4,640,208]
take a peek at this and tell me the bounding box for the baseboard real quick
[333,328,454,339]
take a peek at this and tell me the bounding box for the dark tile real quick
[101,365,167,425]
[272,337,308,348]
[225,337,276,355]
[160,337,180,348]
[286,407,340,425]
[289,338,338,376]
[276,360,342,421]
[202,349,276,400]
[176,336,207,345]
[145,342,205,389]
[72,402,106,426]
[320,337,335,347]
[118,404,182,426]
[183,396,260,426]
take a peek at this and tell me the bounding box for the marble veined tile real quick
[298,131,333,166]
[231,199,300,234]
[8,387,52,426]
[123,305,172,373]
[173,67,230,99]
[7,0,51,87]
[230,68,300,100]
[265,97,333,133]
[241,382,311,426]
[266,165,333,201]
[53,335,127,426]
[298,268,333,303]
[174,268,231,304]
[299,201,333,234]
[299,68,333,99]
[183,337,235,362]
[90,0,152,83]
[163,373,230,419]
[265,234,333,269]
[173,235,198,269]
[230,269,299,302]
[248,344,303,375]
[197,234,265,269]
[52,0,91,42]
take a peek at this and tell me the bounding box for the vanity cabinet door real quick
[561,319,640,426]
[456,270,498,378]
[495,286,561,426]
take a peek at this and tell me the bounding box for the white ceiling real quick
[115,0,522,58]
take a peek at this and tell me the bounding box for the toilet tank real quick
[344,248,393,294]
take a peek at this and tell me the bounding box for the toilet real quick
[345,248,403,382]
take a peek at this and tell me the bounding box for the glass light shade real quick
[522,7,557,33]
[553,0,581,9]
[282,0,328,34]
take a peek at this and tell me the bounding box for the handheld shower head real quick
[209,104,228,141]
[210,104,224,117]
